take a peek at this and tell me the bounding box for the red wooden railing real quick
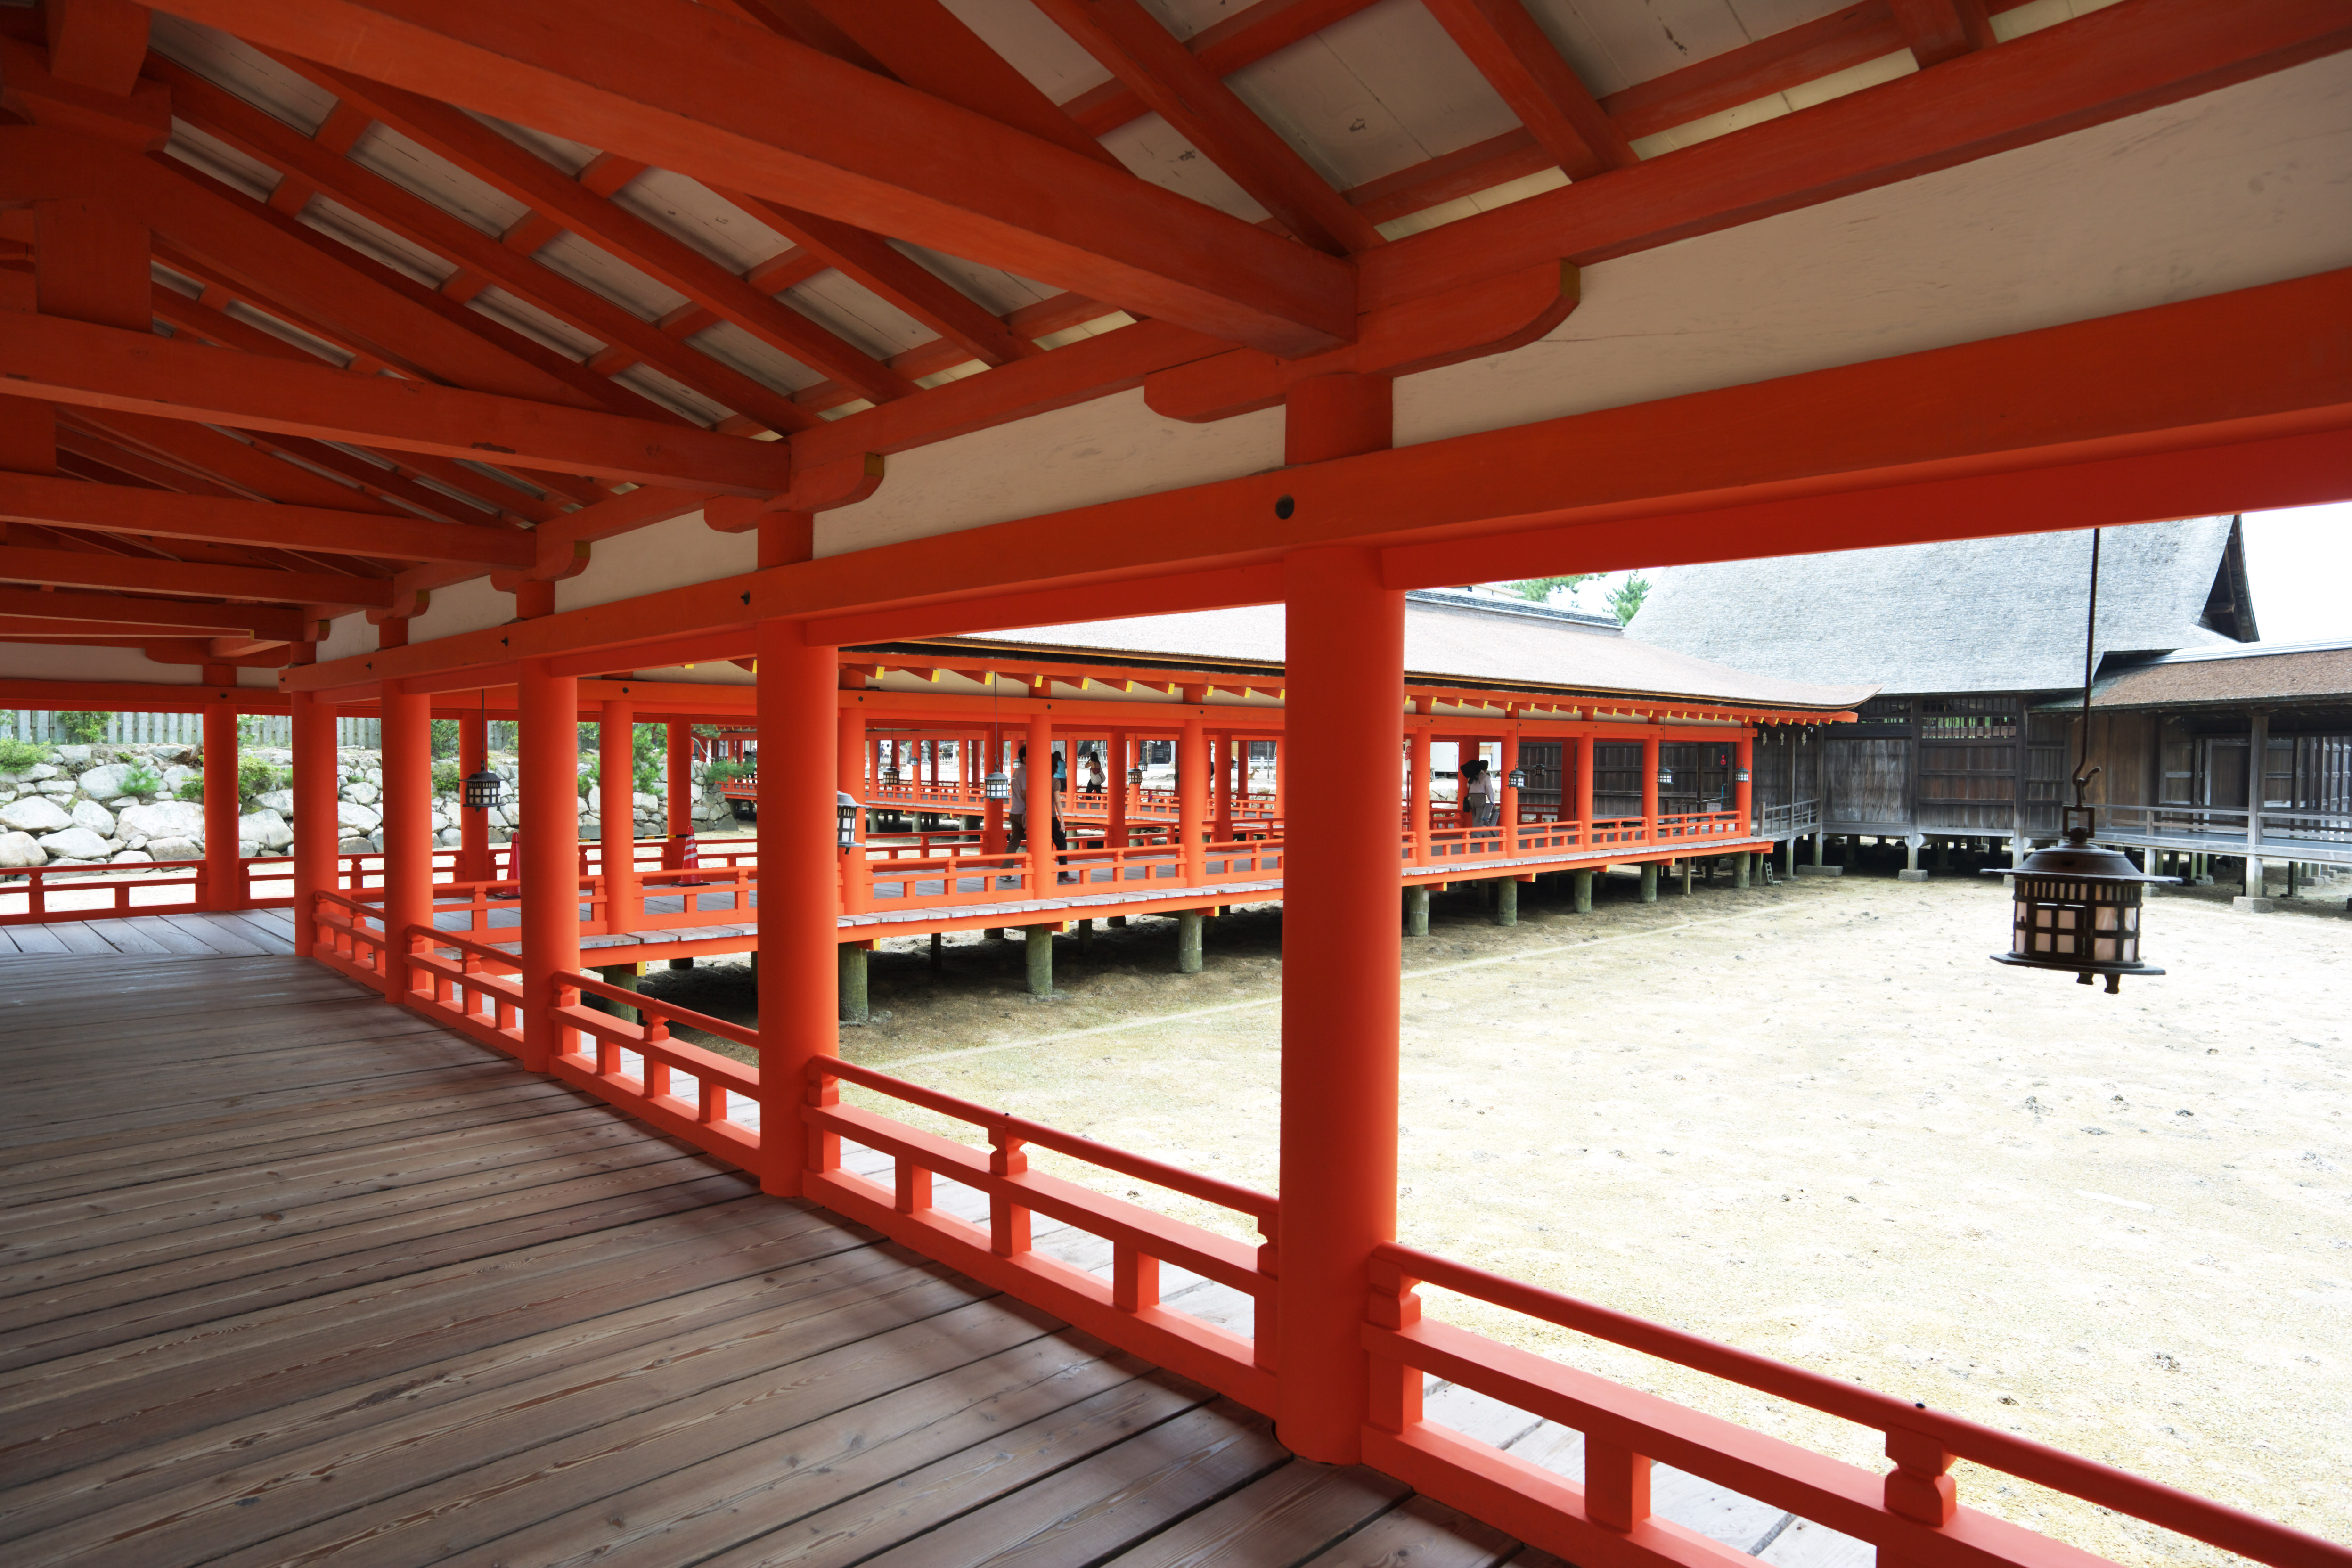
[308,887,388,985]
[352,926,2347,1568]
[0,858,209,923]
[804,1056,1279,1413]
[1362,1242,2340,1568]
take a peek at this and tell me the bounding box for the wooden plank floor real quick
[0,906,296,957]
[0,952,1560,1568]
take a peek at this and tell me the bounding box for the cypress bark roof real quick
[1623,518,2256,695]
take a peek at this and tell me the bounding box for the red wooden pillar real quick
[1278,546,1405,1463]
[667,720,693,841]
[457,707,491,882]
[1410,701,1432,862]
[1736,732,1756,831]
[379,675,432,1001]
[756,618,838,1195]
[1575,729,1596,838]
[1501,713,1521,836]
[200,671,240,911]
[1177,705,1206,886]
[1108,729,1129,848]
[1212,733,1233,841]
[1642,729,1663,841]
[518,659,580,1072]
[290,689,335,957]
[1278,371,1398,1462]
[983,723,1005,852]
[838,692,867,915]
[599,699,637,933]
[1026,709,1055,892]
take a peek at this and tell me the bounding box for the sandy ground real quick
[640,852,2351,1565]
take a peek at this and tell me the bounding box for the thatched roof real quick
[1624,519,2255,695]
[931,588,1874,712]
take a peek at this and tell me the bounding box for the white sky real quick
[1538,506,2352,644]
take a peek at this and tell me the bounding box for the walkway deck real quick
[0,906,295,957]
[0,952,1568,1568]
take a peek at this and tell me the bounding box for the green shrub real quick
[0,737,45,773]
[122,763,161,797]
[55,711,109,743]
[238,756,288,801]
[432,760,462,796]
[577,771,594,799]
[177,776,206,802]
[706,759,749,786]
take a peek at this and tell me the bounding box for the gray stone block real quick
[2232,895,2275,913]
[1793,864,1844,877]
[1896,868,1930,882]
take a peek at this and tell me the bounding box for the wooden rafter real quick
[1419,0,1636,180]
[1891,0,1998,66]
[1059,0,1388,138]
[0,582,312,639]
[277,59,924,407]
[0,472,535,566]
[5,313,798,493]
[142,0,1357,357]
[1031,0,1382,255]
[155,62,821,435]
[0,542,394,607]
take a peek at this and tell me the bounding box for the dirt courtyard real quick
[641,859,2351,1565]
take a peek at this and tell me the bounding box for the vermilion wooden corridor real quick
[0,950,1838,1568]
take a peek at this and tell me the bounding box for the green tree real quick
[1503,575,1591,603]
[1608,572,1652,625]
[55,710,109,743]
[430,718,459,758]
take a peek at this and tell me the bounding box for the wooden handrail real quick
[1374,1241,2347,1567]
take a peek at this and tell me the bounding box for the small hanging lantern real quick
[880,764,902,787]
[1733,767,1751,784]
[1986,806,2174,993]
[1657,764,1674,787]
[836,790,858,850]
[1506,767,1527,790]
[1128,764,1146,789]
[983,769,1011,801]
[1984,526,2175,994]
[463,767,503,810]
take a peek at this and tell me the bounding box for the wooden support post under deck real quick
[1176,908,1203,972]
[1574,868,1594,912]
[1276,474,1402,1462]
[757,617,837,1194]
[600,697,637,935]
[594,963,640,1025]
[291,688,334,957]
[1734,851,1752,889]
[1494,874,1517,926]
[518,657,580,1073]
[1640,862,1659,903]
[1405,884,1429,936]
[839,942,869,1022]
[380,673,432,1001]
[459,707,490,882]
[202,680,240,912]
[1026,924,1054,995]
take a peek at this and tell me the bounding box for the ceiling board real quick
[685,320,828,396]
[163,121,277,202]
[148,12,338,135]
[938,0,1115,103]
[611,170,794,275]
[1099,112,1274,226]
[301,195,457,287]
[531,230,690,321]
[346,121,529,239]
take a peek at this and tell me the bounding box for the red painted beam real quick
[1420,0,1636,180]
[155,60,820,437]
[1359,0,2352,308]
[285,269,2352,694]
[142,0,1358,357]
[0,542,396,606]
[804,564,1289,648]
[0,677,293,711]
[0,583,314,639]
[1031,0,1383,254]
[0,472,537,566]
[1061,0,1387,138]
[0,314,797,494]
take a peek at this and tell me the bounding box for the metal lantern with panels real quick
[1506,767,1527,789]
[1657,763,1674,787]
[1733,767,1751,784]
[1985,807,2175,993]
[983,770,1011,802]
[880,764,901,788]
[463,768,503,810]
[1128,764,1146,789]
[836,790,858,851]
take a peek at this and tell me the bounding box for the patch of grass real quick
[0,738,45,773]
[176,776,205,802]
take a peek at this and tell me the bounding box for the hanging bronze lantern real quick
[1987,806,2174,992]
[1506,767,1527,789]
[1985,527,2176,993]
[463,767,503,810]
[983,770,1011,801]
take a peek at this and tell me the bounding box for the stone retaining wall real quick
[0,744,731,870]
